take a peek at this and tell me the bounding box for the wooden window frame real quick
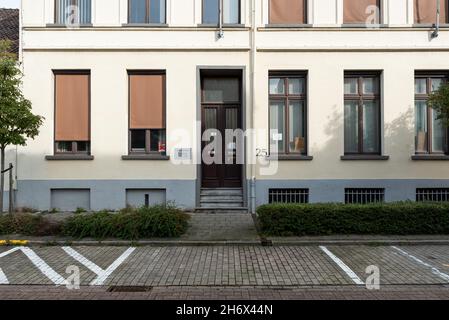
[53,70,91,156]
[127,0,167,24]
[344,72,382,155]
[268,0,308,25]
[269,71,308,156]
[201,0,241,25]
[343,0,382,25]
[127,70,167,156]
[54,0,92,24]
[415,72,449,155]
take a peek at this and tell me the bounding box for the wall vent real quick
[345,188,385,204]
[416,188,449,202]
[269,189,309,204]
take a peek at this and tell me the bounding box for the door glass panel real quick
[432,108,445,153]
[415,101,428,153]
[203,0,219,24]
[226,108,238,130]
[223,0,239,24]
[270,101,285,154]
[269,78,285,95]
[362,101,380,153]
[204,108,217,130]
[288,78,305,95]
[344,78,358,94]
[150,0,166,23]
[289,101,305,154]
[129,0,146,23]
[344,101,359,153]
[203,78,240,103]
[415,78,427,94]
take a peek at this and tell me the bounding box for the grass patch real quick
[257,202,449,236]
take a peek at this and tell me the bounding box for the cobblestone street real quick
[1,244,449,299]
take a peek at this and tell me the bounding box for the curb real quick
[269,239,449,246]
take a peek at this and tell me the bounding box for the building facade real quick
[10,0,449,212]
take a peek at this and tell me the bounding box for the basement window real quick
[269,188,309,204]
[345,188,385,204]
[416,188,449,202]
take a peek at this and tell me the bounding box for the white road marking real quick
[62,247,136,286]
[0,268,8,284]
[0,247,21,258]
[320,246,364,285]
[391,246,449,282]
[20,247,67,285]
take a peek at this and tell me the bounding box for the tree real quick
[429,82,449,127]
[0,40,44,212]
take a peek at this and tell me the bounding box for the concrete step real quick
[200,195,244,202]
[200,202,245,208]
[200,188,243,196]
[194,207,249,214]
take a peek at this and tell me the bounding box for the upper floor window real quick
[414,0,448,24]
[269,72,307,155]
[128,0,166,24]
[55,0,92,25]
[269,0,307,25]
[415,73,448,154]
[53,70,91,155]
[202,0,240,25]
[344,72,381,155]
[343,0,381,25]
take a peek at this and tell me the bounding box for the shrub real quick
[63,205,190,240]
[257,202,449,236]
[0,213,63,236]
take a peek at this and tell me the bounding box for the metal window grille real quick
[345,188,385,204]
[416,188,449,202]
[269,189,309,204]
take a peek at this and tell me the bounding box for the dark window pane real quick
[203,0,219,24]
[150,129,166,153]
[129,0,147,23]
[77,141,90,153]
[270,100,286,154]
[131,130,146,150]
[363,78,379,94]
[203,78,240,103]
[289,101,305,154]
[56,141,73,153]
[432,108,446,153]
[344,101,359,153]
[362,101,380,153]
[415,101,428,153]
[150,0,166,23]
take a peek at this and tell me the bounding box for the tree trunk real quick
[0,147,4,213]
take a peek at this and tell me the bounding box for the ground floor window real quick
[345,188,385,204]
[416,188,449,202]
[269,188,309,204]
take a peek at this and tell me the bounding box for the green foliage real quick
[257,202,449,236]
[429,82,449,127]
[63,205,190,240]
[0,213,63,236]
[75,207,87,214]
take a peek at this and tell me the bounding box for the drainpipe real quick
[218,0,224,39]
[431,0,441,39]
[249,0,257,214]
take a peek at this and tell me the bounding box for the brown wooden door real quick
[201,77,242,188]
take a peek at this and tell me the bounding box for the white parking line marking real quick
[0,247,21,258]
[320,246,364,285]
[391,246,449,282]
[20,247,67,285]
[62,247,136,286]
[0,268,9,284]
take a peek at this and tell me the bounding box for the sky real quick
[0,0,20,9]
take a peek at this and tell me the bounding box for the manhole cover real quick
[107,286,153,293]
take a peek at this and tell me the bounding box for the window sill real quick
[412,24,449,28]
[411,155,449,161]
[267,155,313,161]
[121,23,168,28]
[341,24,388,28]
[341,155,389,161]
[122,154,170,161]
[264,24,312,28]
[197,24,245,28]
[46,155,94,161]
[45,23,93,28]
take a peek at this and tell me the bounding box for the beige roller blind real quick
[344,0,380,24]
[55,73,90,141]
[129,74,165,129]
[269,0,305,24]
[414,0,447,24]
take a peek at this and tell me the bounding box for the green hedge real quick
[63,205,190,240]
[0,213,62,236]
[257,202,449,236]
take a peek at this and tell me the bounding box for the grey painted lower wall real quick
[1,191,14,213]
[255,179,449,206]
[17,180,196,211]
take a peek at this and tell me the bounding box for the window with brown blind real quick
[54,71,91,155]
[128,71,166,155]
[343,0,381,25]
[414,0,448,24]
[269,0,307,25]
